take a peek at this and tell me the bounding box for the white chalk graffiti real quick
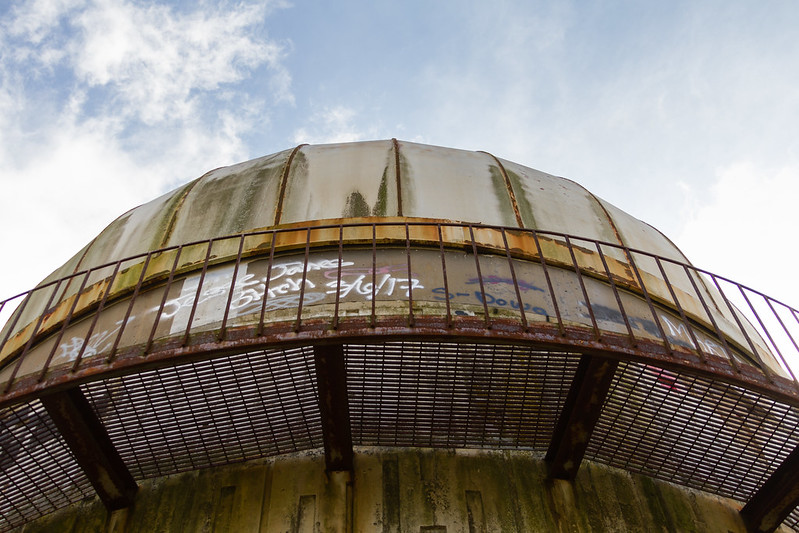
[55,318,130,363]
[155,259,354,322]
[660,313,725,357]
[582,300,727,359]
[269,259,349,281]
[260,292,326,311]
[326,272,423,301]
[53,256,425,363]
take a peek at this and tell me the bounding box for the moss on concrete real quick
[16,449,786,533]
[505,168,537,229]
[372,167,390,217]
[488,165,520,228]
[343,191,370,218]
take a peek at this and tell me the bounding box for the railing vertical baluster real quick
[0,294,32,365]
[182,241,214,347]
[220,237,245,340]
[3,279,64,393]
[370,224,377,328]
[594,242,635,346]
[0,294,32,394]
[709,274,769,379]
[564,236,599,339]
[108,253,153,363]
[147,246,184,352]
[258,231,278,336]
[75,261,121,369]
[332,225,344,330]
[41,269,91,379]
[654,257,704,363]
[765,297,799,376]
[683,267,740,373]
[405,223,415,327]
[438,224,452,328]
[294,228,311,332]
[530,230,563,335]
[468,225,490,329]
[738,286,793,382]
[625,250,672,354]
[501,228,527,331]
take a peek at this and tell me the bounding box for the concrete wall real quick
[17,448,790,533]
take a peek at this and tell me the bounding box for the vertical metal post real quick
[258,232,278,336]
[332,225,344,330]
[501,228,527,330]
[531,230,563,335]
[41,270,91,379]
[405,223,415,327]
[595,242,635,345]
[295,228,311,332]
[468,225,490,329]
[148,246,183,352]
[108,253,153,363]
[219,237,245,340]
[182,241,214,346]
[565,236,599,339]
[438,224,453,327]
[4,280,65,393]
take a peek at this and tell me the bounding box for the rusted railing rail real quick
[0,222,797,405]
[1,222,799,531]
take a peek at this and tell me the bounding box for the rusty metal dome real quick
[1,140,798,532]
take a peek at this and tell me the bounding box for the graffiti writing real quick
[327,273,423,300]
[466,276,545,293]
[584,302,725,357]
[271,259,353,281]
[155,259,352,320]
[324,264,407,279]
[432,287,548,316]
[56,318,131,363]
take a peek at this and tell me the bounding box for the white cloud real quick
[0,101,255,296]
[676,162,799,308]
[0,0,293,299]
[3,0,293,125]
[6,0,83,46]
[72,1,288,123]
[293,105,381,144]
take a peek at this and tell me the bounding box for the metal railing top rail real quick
[0,221,797,404]
[1,219,795,310]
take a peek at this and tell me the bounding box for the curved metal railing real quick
[1,221,797,405]
[1,222,799,531]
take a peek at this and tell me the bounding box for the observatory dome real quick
[2,139,785,377]
[2,140,798,532]
[38,139,689,282]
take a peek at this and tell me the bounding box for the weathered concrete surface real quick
[2,140,783,383]
[2,140,693,341]
[15,448,793,532]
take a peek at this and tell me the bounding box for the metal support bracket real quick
[741,444,799,533]
[41,388,137,510]
[546,354,618,480]
[313,344,354,472]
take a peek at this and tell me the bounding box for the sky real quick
[0,0,798,315]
